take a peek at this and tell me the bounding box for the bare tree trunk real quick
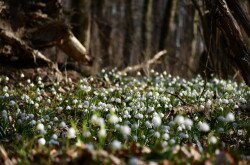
[212,0,250,85]
[194,0,250,85]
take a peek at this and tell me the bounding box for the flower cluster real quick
[0,70,249,163]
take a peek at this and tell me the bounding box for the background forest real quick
[0,0,250,164]
[67,0,250,79]
[0,0,249,81]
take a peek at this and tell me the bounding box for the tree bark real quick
[206,0,250,85]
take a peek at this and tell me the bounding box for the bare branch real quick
[121,50,167,74]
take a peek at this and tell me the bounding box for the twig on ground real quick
[121,50,167,74]
[166,91,188,106]
[0,145,13,165]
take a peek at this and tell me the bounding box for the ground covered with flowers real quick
[0,69,249,164]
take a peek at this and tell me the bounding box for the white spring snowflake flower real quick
[29,120,36,126]
[225,112,235,122]
[199,105,205,111]
[4,93,9,98]
[177,126,183,131]
[73,99,78,104]
[120,125,131,137]
[51,134,58,140]
[36,123,45,132]
[59,121,67,129]
[57,106,63,113]
[3,86,8,93]
[66,105,71,110]
[128,157,139,165]
[162,133,170,140]
[179,133,189,139]
[98,128,107,138]
[205,100,212,109]
[218,116,226,122]
[53,117,59,122]
[184,118,193,127]
[147,107,154,113]
[84,130,91,137]
[170,139,176,145]
[174,115,185,125]
[197,121,210,132]
[209,136,217,144]
[154,131,160,138]
[67,127,76,139]
[1,110,7,119]
[111,140,122,150]
[9,100,16,106]
[38,138,46,145]
[48,139,59,146]
[108,114,119,124]
[218,127,224,133]
[34,103,39,108]
[152,114,162,128]
[5,76,9,82]
[145,121,152,129]
[91,115,105,126]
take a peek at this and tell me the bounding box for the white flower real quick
[152,115,162,128]
[128,157,139,165]
[84,130,91,137]
[1,110,7,118]
[209,136,217,144]
[145,121,152,129]
[98,128,106,138]
[170,139,175,145]
[36,123,45,131]
[91,115,105,126]
[111,140,122,150]
[38,138,46,145]
[226,84,233,91]
[57,106,63,113]
[108,114,119,124]
[218,116,226,122]
[67,127,76,139]
[3,86,8,92]
[59,121,67,129]
[199,105,205,110]
[9,100,16,106]
[48,139,59,146]
[218,127,224,133]
[205,100,212,109]
[53,117,59,122]
[174,115,185,125]
[5,77,9,82]
[225,112,235,122]
[154,131,160,138]
[197,121,210,132]
[184,118,193,127]
[52,134,58,140]
[83,101,89,108]
[147,107,154,113]
[71,99,77,104]
[179,133,189,139]
[66,105,71,110]
[162,133,169,140]
[120,125,131,137]
[29,120,36,126]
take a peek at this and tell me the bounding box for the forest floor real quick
[0,64,249,164]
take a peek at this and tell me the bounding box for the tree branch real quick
[121,50,167,74]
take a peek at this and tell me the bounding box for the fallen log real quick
[29,21,93,65]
